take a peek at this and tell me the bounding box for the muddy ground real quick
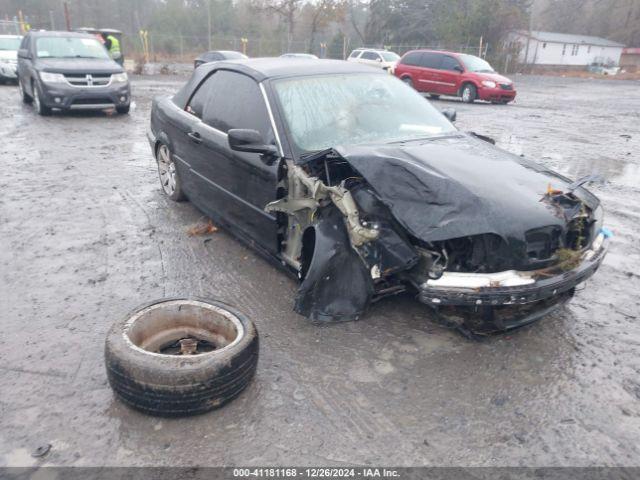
[0,74,639,467]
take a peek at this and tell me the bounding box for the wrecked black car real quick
[148,58,608,334]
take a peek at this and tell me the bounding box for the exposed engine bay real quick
[265,135,608,334]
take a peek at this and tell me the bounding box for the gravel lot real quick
[0,73,639,467]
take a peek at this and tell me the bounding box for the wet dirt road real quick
[1,74,639,467]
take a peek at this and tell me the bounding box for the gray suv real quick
[17,31,130,115]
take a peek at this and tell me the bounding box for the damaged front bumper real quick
[417,231,609,332]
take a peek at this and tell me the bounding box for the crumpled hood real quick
[334,134,599,245]
[36,57,123,74]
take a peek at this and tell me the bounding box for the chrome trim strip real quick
[259,82,284,157]
[69,103,115,110]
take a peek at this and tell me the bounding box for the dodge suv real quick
[394,50,516,104]
[17,30,131,115]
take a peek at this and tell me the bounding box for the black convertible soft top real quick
[172,58,381,109]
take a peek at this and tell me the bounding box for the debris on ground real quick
[31,444,51,458]
[187,219,218,236]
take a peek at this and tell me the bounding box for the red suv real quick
[394,50,516,104]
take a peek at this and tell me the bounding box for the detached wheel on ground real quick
[156,143,186,201]
[18,78,32,104]
[461,83,477,104]
[32,82,52,115]
[105,298,259,417]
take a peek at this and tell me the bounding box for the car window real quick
[440,55,461,71]
[421,52,442,69]
[35,36,109,59]
[189,71,274,142]
[186,74,213,118]
[361,51,380,61]
[401,52,423,66]
[273,73,456,153]
[348,50,361,59]
[401,52,422,66]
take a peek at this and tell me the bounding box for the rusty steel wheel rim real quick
[123,299,245,357]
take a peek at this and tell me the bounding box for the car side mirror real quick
[228,129,278,161]
[18,49,31,59]
[376,58,382,62]
[441,108,456,122]
[453,65,463,73]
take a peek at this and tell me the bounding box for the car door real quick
[438,55,464,95]
[415,52,442,93]
[184,70,280,254]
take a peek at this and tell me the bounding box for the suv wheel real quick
[32,82,52,116]
[401,77,414,89]
[18,78,32,104]
[461,83,477,103]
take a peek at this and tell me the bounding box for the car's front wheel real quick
[18,78,32,104]
[157,143,186,201]
[32,82,52,116]
[116,105,130,114]
[401,76,414,89]
[461,83,477,104]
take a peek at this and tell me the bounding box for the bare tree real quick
[307,0,347,52]
[256,0,303,51]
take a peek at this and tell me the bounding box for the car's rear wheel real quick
[461,83,477,104]
[157,143,186,201]
[428,94,440,99]
[116,105,130,114]
[18,78,32,104]
[32,82,52,116]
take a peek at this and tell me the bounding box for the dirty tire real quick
[156,143,186,201]
[105,298,259,417]
[32,82,52,116]
[18,78,32,104]
[461,83,477,104]
[116,105,130,114]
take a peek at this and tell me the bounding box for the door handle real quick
[187,131,203,144]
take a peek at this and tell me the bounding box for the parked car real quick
[16,30,130,115]
[194,50,248,69]
[0,35,22,83]
[347,48,400,72]
[280,53,319,59]
[148,58,607,334]
[394,49,516,103]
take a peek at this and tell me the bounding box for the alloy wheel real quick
[157,145,177,196]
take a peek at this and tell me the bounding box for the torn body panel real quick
[269,134,608,332]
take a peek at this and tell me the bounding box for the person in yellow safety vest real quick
[101,33,123,65]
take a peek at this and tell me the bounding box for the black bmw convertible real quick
[147,58,608,334]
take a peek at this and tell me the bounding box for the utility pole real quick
[63,2,71,31]
[49,10,55,29]
[207,0,212,50]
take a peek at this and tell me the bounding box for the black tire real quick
[401,76,413,88]
[116,105,130,114]
[156,143,186,201]
[428,93,440,99]
[461,83,477,104]
[32,81,52,116]
[18,78,32,104]
[105,298,259,417]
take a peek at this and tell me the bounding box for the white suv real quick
[347,49,400,72]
